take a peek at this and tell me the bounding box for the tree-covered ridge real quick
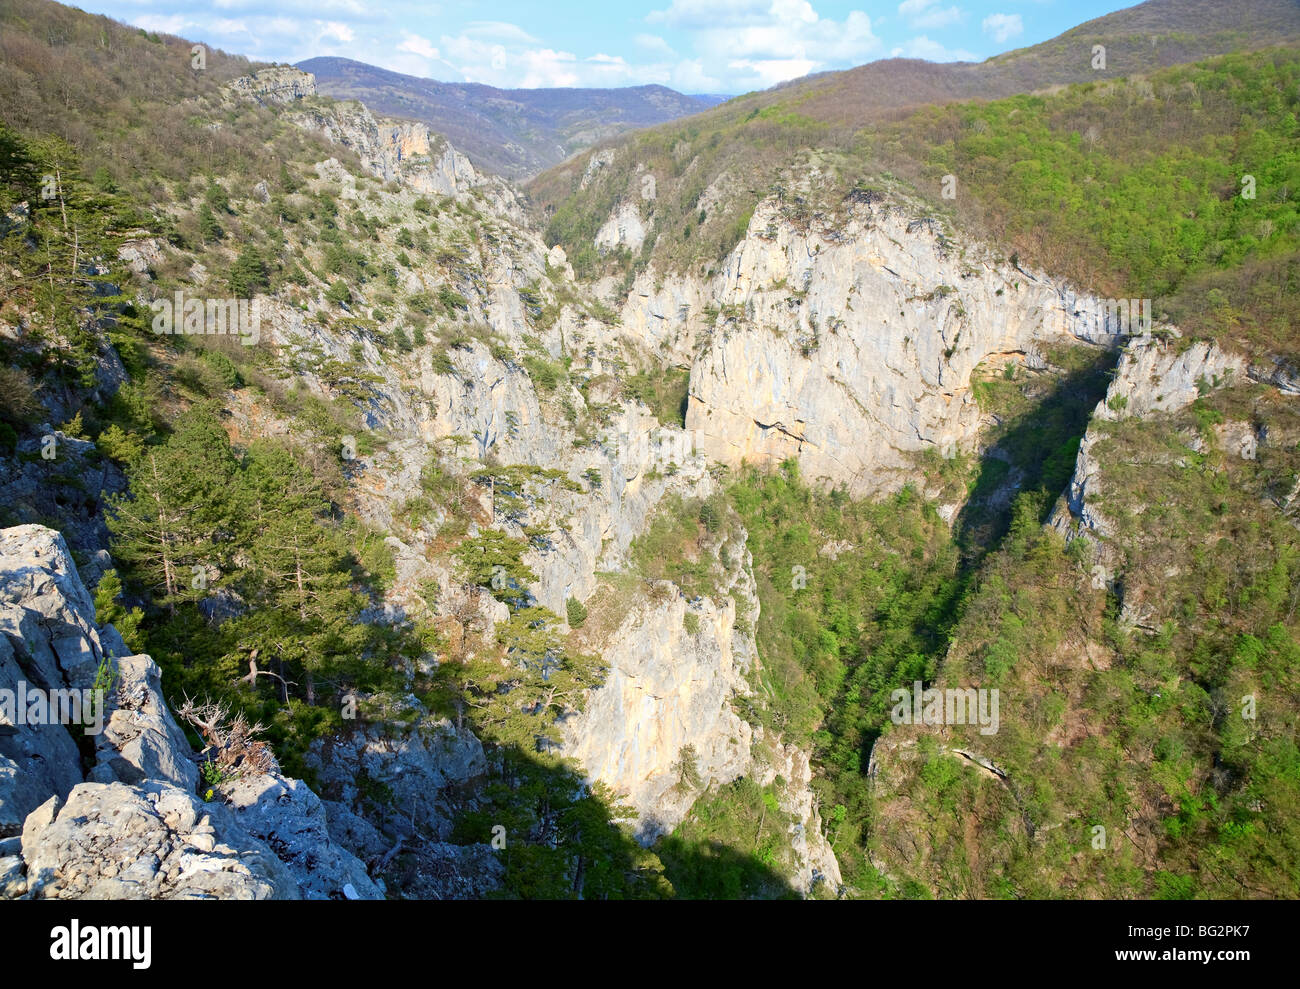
[869,48,1300,362]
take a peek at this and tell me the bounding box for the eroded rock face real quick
[306,716,486,842]
[620,199,1121,495]
[0,431,127,565]
[225,67,317,106]
[1055,337,1248,539]
[90,654,199,792]
[21,783,299,900]
[595,201,650,253]
[0,525,115,834]
[217,774,382,900]
[564,582,755,842]
[289,105,526,221]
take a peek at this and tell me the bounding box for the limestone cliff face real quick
[1055,337,1248,539]
[595,201,650,253]
[621,199,1122,495]
[563,524,759,843]
[560,530,842,893]
[0,525,379,900]
[564,583,755,838]
[289,100,526,222]
[225,67,317,106]
[111,75,854,892]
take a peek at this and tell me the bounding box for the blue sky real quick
[81,0,1140,93]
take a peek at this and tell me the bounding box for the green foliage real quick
[566,596,588,628]
[624,366,690,428]
[522,353,564,392]
[229,245,268,297]
[437,285,469,313]
[657,776,799,899]
[103,412,401,771]
[878,49,1300,361]
[630,494,735,600]
[325,279,352,306]
[92,569,145,654]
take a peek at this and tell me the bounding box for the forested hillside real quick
[1,0,1298,901]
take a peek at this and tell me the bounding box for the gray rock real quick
[224,67,317,106]
[20,794,61,862]
[98,622,130,659]
[618,199,1123,496]
[401,842,504,900]
[93,654,199,792]
[0,853,24,898]
[217,773,383,900]
[306,716,485,840]
[321,800,388,861]
[21,781,299,900]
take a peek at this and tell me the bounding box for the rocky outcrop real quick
[20,783,300,900]
[306,715,486,842]
[0,429,127,566]
[561,521,840,892]
[225,67,317,106]
[218,774,381,900]
[289,104,525,221]
[564,581,756,841]
[595,201,650,253]
[755,734,843,894]
[0,524,380,900]
[89,654,199,792]
[1053,337,1248,539]
[1,524,115,835]
[619,198,1122,495]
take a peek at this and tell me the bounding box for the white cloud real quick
[437,32,587,88]
[981,13,1023,44]
[728,57,818,88]
[889,35,977,61]
[646,0,774,29]
[319,20,354,44]
[397,32,439,61]
[132,13,193,36]
[460,21,540,44]
[650,1,879,89]
[634,33,676,56]
[897,0,963,31]
[211,0,374,13]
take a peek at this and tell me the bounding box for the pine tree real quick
[106,410,239,612]
[197,201,222,243]
[92,568,145,655]
[232,440,370,706]
[229,245,267,297]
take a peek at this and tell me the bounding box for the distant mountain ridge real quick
[297,56,725,180]
[530,0,1300,279]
